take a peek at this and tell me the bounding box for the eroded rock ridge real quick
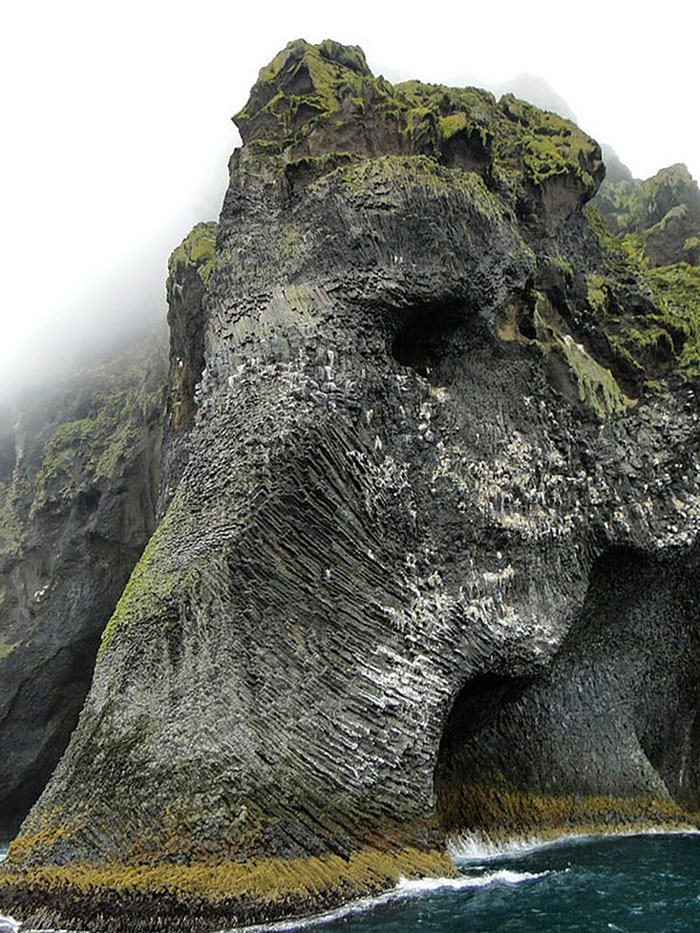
[2,38,700,932]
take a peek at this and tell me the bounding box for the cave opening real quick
[439,129,491,176]
[432,544,700,839]
[391,301,486,386]
[433,672,532,834]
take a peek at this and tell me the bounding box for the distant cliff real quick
[0,335,166,840]
[1,38,700,933]
[594,160,700,267]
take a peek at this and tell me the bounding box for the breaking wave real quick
[448,826,700,864]
[235,868,548,931]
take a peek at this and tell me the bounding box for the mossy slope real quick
[234,37,603,208]
[3,37,700,933]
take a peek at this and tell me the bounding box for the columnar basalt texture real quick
[2,39,700,932]
[159,221,218,515]
[0,335,166,840]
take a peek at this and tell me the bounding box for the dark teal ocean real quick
[3,834,700,931]
[245,833,700,933]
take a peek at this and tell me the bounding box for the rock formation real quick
[0,336,166,841]
[1,38,700,932]
[595,160,700,267]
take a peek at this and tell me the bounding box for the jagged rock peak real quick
[3,38,700,933]
[594,161,700,267]
[233,38,604,208]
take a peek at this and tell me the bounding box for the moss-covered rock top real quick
[224,41,700,407]
[595,162,700,268]
[233,38,603,203]
[167,221,218,286]
[165,222,218,434]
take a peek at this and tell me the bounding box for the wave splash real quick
[0,869,547,933]
[236,867,548,932]
[448,831,594,863]
[448,826,700,864]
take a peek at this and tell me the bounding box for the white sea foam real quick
[449,827,700,864]
[449,831,595,862]
[232,868,548,931]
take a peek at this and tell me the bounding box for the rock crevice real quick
[2,38,700,932]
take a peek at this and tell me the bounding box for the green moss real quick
[0,639,15,660]
[438,112,470,139]
[320,154,503,221]
[99,485,194,654]
[645,263,700,373]
[628,164,696,229]
[558,335,635,418]
[586,273,607,314]
[94,417,139,478]
[582,205,700,383]
[551,253,575,282]
[285,151,354,183]
[495,94,602,190]
[585,204,625,255]
[0,481,22,557]
[36,417,99,492]
[168,222,218,284]
[594,163,699,270]
[534,293,635,419]
[28,392,143,518]
[233,40,600,199]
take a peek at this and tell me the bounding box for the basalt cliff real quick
[1,39,700,932]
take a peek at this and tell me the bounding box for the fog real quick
[2,0,698,392]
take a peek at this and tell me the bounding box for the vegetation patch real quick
[583,206,700,383]
[0,638,15,660]
[28,394,141,517]
[168,222,218,285]
[0,845,453,932]
[533,293,635,419]
[99,484,196,653]
[319,154,504,223]
[234,38,602,200]
[438,774,697,837]
[0,481,22,557]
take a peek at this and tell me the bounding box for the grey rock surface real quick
[0,334,166,838]
[2,36,700,933]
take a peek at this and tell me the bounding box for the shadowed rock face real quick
[437,544,700,834]
[0,337,166,840]
[2,38,700,932]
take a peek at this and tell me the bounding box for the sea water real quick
[243,833,700,933]
[3,834,700,931]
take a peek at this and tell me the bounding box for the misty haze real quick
[2,2,698,394]
[1,7,700,933]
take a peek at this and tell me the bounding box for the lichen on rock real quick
[594,161,700,268]
[0,334,166,842]
[2,38,700,933]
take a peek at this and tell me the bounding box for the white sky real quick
[1,0,698,388]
